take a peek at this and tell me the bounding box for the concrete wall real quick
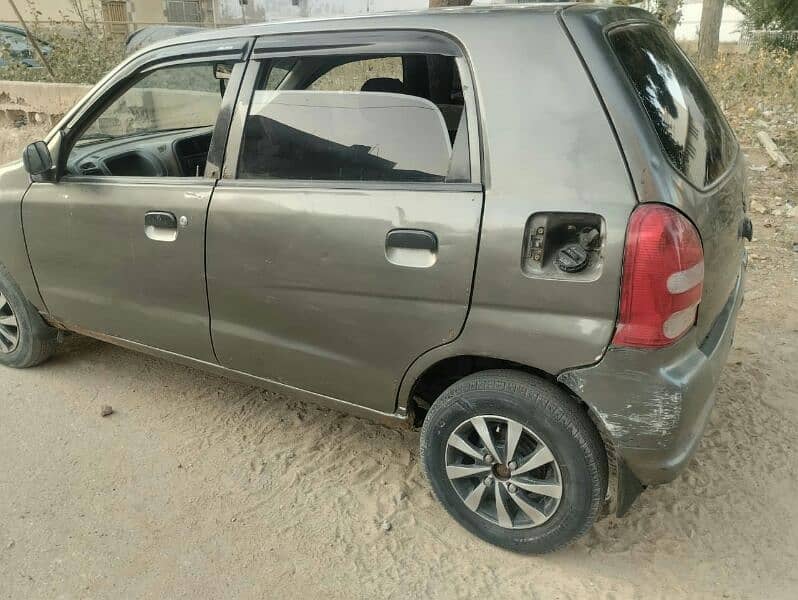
[131,0,170,24]
[0,80,92,127]
[130,0,217,25]
[89,87,220,134]
[0,79,219,132]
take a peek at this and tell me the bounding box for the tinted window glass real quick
[238,54,468,183]
[609,24,737,188]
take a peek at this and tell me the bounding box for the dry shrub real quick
[702,48,798,109]
[701,49,798,153]
[0,24,124,85]
[0,0,124,85]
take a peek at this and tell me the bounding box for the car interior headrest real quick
[360,77,405,94]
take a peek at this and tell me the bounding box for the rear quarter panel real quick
[399,9,637,403]
[562,5,747,341]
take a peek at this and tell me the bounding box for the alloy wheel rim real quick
[0,292,20,354]
[445,415,563,529]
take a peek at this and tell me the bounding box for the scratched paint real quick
[594,392,682,448]
[598,388,682,440]
[559,369,684,448]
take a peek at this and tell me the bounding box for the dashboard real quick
[66,126,214,178]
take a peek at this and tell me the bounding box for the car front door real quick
[206,32,484,413]
[22,39,250,362]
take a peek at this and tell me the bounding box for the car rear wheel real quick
[0,266,56,368]
[420,369,607,554]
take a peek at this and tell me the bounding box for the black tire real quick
[420,369,607,554]
[0,265,57,368]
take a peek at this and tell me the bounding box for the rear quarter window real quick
[608,23,737,189]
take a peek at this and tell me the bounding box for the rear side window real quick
[608,24,737,189]
[238,53,470,184]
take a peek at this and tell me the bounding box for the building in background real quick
[220,0,427,23]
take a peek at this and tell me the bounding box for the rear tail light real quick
[612,204,704,348]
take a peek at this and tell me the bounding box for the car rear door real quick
[206,31,483,413]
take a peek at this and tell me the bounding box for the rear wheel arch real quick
[406,354,619,511]
[406,354,591,426]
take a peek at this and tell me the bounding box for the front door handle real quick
[145,211,178,242]
[385,229,438,268]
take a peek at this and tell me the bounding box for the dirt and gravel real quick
[1,94,797,600]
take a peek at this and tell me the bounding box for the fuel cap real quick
[556,244,589,273]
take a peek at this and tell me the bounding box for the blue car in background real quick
[0,24,51,68]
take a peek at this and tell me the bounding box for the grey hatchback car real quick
[0,4,749,553]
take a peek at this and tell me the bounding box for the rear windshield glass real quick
[608,24,737,188]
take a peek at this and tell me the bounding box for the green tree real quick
[730,0,798,29]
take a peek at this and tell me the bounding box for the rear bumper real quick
[558,259,746,486]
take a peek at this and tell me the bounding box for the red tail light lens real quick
[612,204,704,348]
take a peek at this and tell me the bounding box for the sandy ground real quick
[1,131,797,599]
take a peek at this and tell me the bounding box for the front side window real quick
[238,52,470,184]
[68,61,232,177]
[76,63,223,143]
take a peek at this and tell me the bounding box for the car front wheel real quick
[0,265,56,369]
[420,369,608,554]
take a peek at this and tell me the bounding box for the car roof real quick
[144,3,583,52]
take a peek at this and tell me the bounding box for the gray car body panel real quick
[0,160,44,309]
[558,5,748,484]
[22,177,217,362]
[561,5,747,342]
[559,265,745,484]
[207,183,483,414]
[0,5,747,492]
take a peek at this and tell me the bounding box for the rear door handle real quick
[386,229,438,252]
[385,229,438,268]
[145,211,178,242]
